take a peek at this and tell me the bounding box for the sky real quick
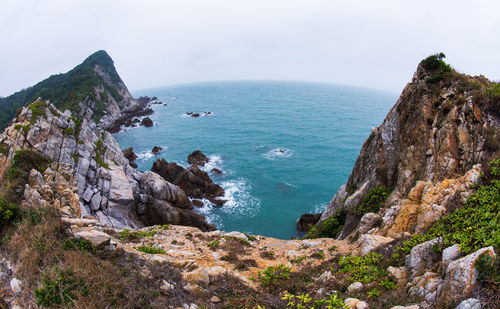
[1,0,499,96]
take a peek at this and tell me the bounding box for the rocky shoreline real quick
[106,96,159,133]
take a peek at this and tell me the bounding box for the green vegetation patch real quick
[29,101,48,124]
[420,52,452,85]
[305,209,346,239]
[135,245,165,255]
[336,252,385,284]
[63,238,94,253]
[119,228,158,242]
[0,198,20,228]
[6,150,49,181]
[35,267,89,307]
[95,137,111,170]
[257,264,291,287]
[354,186,392,215]
[281,292,347,309]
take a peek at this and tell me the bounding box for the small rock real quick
[10,278,22,294]
[455,298,481,309]
[357,234,394,256]
[210,296,221,303]
[183,267,210,287]
[302,239,321,248]
[315,271,335,283]
[141,117,154,127]
[211,168,223,175]
[152,146,163,155]
[387,266,408,286]
[223,231,248,241]
[344,298,368,309]
[347,281,363,293]
[187,150,209,166]
[192,200,204,207]
[160,280,174,292]
[442,244,462,265]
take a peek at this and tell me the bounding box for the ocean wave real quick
[220,178,260,216]
[262,147,293,160]
[136,145,168,160]
[200,154,224,174]
[310,202,328,214]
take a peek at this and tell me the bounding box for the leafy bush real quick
[311,250,325,259]
[305,209,346,239]
[290,256,307,264]
[476,253,499,286]
[119,228,158,242]
[258,264,291,287]
[63,238,94,253]
[207,239,220,249]
[354,186,392,215]
[336,252,385,283]
[0,198,20,227]
[281,292,347,309]
[94,138,110,170]
[135,245,165,254]
[28,101,48,124]
[420,53,452,84]
[63,127,74,136]
[6,150,49,181]
[35,268,88,307]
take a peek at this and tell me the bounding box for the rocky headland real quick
[0,52,498,308]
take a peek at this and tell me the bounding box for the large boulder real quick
[437,246,496,307]
[405,237,442,279]
[297,213,322,232]
[187,150,209,166]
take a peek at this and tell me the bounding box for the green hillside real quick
[0,50,124,130]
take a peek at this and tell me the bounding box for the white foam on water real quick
[136,145,168,161]
[262,147,293,160]
[194,198,222,227]
[201,154,224,174]
[284,181,298,188]
[310,202,328,214]
[220,178,261,216]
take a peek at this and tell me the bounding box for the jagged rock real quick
[407,271,443,304]
[122,147,138,167]
[187,150,208,166]
[347,281,363,293]
[151,158,225,204]
[210,168,222,175]
[405,237,442,279]
[141,117,153,127]
[387,266,408,286]
[152,146,163,155]
[75,230,112,249]
[356,234,394,256]
[357,212,382,234]
[315,270,334,283]
[297,213,322,232]
[437,246,496,307]
[442,244,463,270]
[455,298,481,309]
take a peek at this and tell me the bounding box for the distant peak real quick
[82,50,115,69]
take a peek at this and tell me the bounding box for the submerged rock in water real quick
[187,150,209,166]
[141,117,154,127]
[151,157,225,206]
[152,146,163,156]
[122,147,138,168]
[297,213,322,232]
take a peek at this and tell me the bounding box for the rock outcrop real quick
[320,60,500,241]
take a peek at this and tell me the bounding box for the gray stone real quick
[357,212,382,234]
[347,281,363,293]
[455,298,481,309]
[405,237,442,279]
[82,187,94,203]
[223,231,248,241]
[10,278,22,294]
[90,192,102,211]
[442,244,462,265]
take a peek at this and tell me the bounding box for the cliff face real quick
[321,60,500,240]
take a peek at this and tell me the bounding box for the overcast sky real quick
[1,0,499,96]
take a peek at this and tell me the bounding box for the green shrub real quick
[35,268,88,307]
[290,256,306,264]
[63,238,94,253]
[119,228,158,242]
[354,186,392,215]
[475,253,499,286]
[6,150,49,181]
[420,53,452,84]
[0,145,8,156]
[311,250,325,259]
[63,127,74,136]
[0,198,20,227]
[94,138,111,170]
[305,209,346,239]
[379,279,396,290]
[207,240,220,249]
[367,288,381,298]
[336,252,385,283]
[14,124,22,131]
[281,292,347,309]
[135,245,165,254]
[257,264,291,287]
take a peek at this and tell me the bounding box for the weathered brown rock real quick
[187,150,208,166]
[122,147,138,168]
[152,146,163,155]
[297,213,321,232]
[141,117,153,127]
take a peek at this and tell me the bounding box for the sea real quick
[113,81,397,239]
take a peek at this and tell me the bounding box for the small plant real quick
[367,288,381,298]
[305,209,346,239]
[119,228,158,242]
[35,268,88,307]
[379,279,396,290]
[135,245,165,254]
[29,100,48,124]
[311,250,325,259]
[94,138,111,170]
[328,245,338,251]
[0,145,8,156]
[290,256,307,264]
[172,240,184,246]
[207,239,220,249]
[14,124,22,131]
[157,224,170,230]
[70,153,79,163]
[336,252,385,283]
[245,233,257,241]
[475,253,499,286]
[6,150,49,181]
[257,264,291,287]
[261,250,275,259]
[354,186,392,215]
[63,127,74,136]
[63,238,94,253]
[281,292,347,308]
[0,198,20,227]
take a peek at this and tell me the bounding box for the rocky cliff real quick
[320,54,499,239]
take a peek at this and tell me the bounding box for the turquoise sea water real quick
[114,81,396,239]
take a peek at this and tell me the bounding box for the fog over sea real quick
[114,81,396,239]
